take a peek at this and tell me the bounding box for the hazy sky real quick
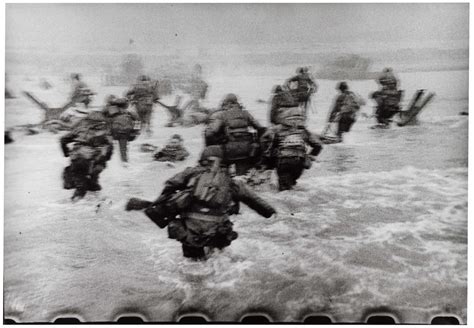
[6,3,469,51]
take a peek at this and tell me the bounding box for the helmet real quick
[71,73,81,80]
[112,97,129,109]
[138,75,150,82]
[199,145,224,164]
[106,94,117,104]
[223,93,238,105]
[383,67,392,73]
[337,81,348,92]
[171,134,183,141]
[273,85,283,94]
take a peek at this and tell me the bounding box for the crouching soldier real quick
[154,134,189,162]
[261,106,322,191]
[102,95,140,164]
[61,111,113,200]
[127,145,276,260]
[205,93,266,175]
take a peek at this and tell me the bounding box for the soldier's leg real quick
[118,137,128,162]
[276,158,295,191]
[145,105,153,135]
[89,163,104,191]
[291,159,305,187]
[62,165,75,190]
[181,244,206,260]
[70,157,91,199]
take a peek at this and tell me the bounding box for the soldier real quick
[126,75,159,136]
[157,95,184,127]
[327,82,362,141]
[154,134,190,162]
[60,111,113,200]
[205,93,266,175]
[70,73,94,108]
[182,64,209,113]
[269,85,299,125]
[141,145,276,260]
[261,106,322,191]
[372,68,403,127]
[102,95,140,165]
[285,67,318,115]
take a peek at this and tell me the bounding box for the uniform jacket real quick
[60,113,113,162]
[270,91,299,125]
[328,91,360,122]
[287,73,317,94]
[261,124,322,160]
[205,104,264,143]
[157,165,276,220]
[126,81,159,105]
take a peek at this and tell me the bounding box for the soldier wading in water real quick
[127,145,276,260]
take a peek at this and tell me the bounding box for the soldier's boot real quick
[72,187,87,200]
[182,244,206,260]
[278,173,294,191]
[62,166,75,190]
[88,174,102,191]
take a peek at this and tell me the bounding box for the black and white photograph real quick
[3,2,468,323]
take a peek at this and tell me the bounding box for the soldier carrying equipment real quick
[261,118,322,191]
[126,145,276,260]
[205,94,266,175]
[125,75,160,135]
[323,81,364,143]
[285,67,318,117]
[102,95,140,164]
[60,111,113,200]
[372,68,403,127]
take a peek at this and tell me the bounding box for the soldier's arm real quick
[259,127,278,168]
[328,95,343,122]
[287,75,299,83]
[246,111,266,135]
[269,104,279,125]
[309,76,318,92]
[233,180,276,218]
[305,129,323,156]
[204,113,224,140]
[60,131,77,157]
[128,108,140,121]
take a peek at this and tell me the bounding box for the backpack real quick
[223,107,255,160]
[278,129,307,158]
[74,120,109,147]
[192,160,233,209]
[111,112,134,135]
[340,91,361,115]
